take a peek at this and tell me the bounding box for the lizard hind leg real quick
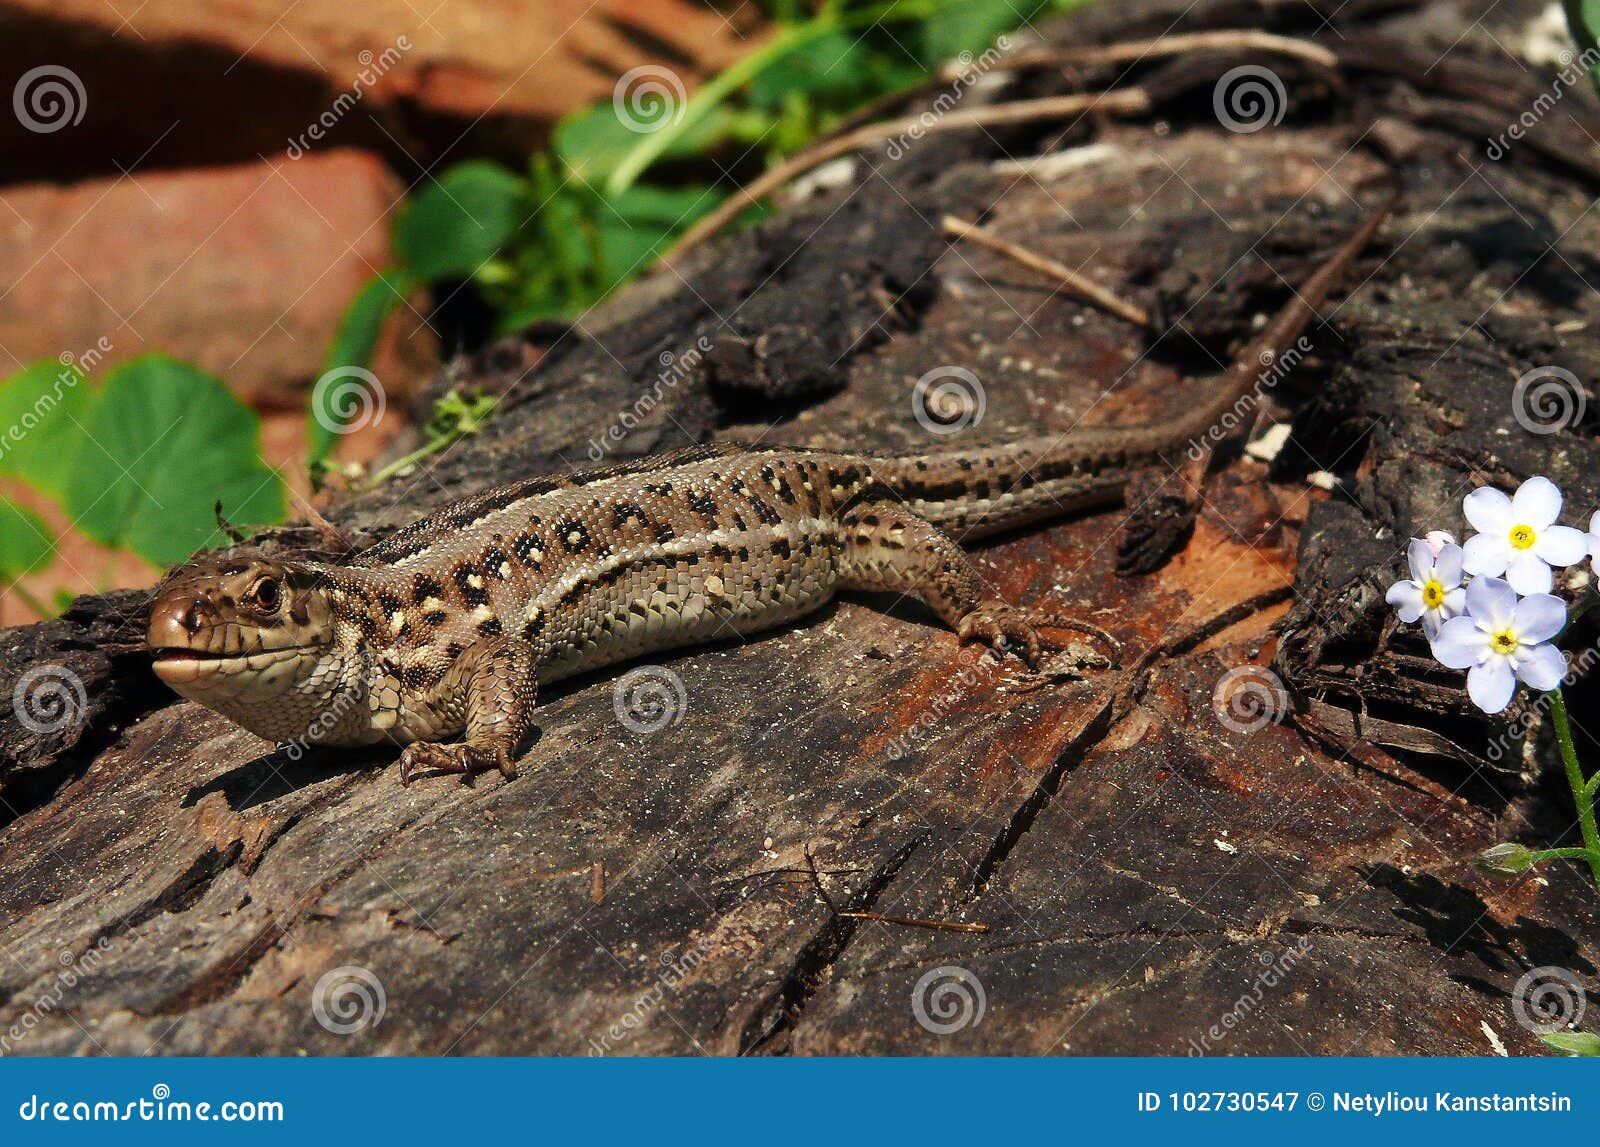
[836,500,1105,669]
[399,637,540,785]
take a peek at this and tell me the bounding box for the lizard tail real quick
[869,188,1395,541]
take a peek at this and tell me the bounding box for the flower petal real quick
[1442,586,1467,617]
[1467,659,1517,714]
[1535,524,1587,566]
[1513,593,1567,644]
[1516,643,1568,692]
[1405,538,1432,583]
[1465,576,1518,628]
[1424,530,1456,557]
[1463,532,1511,577]
[1386,580,1425,622]
[1505,550,1554,596]
[1463,486,1514,534]
[1422,611,1444,640]
[1433,543,1464,587]
[1431,616,1485,669]
[1511,476,1562,529]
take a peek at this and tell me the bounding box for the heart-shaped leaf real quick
[0,360,95,500]
[395,161,525,282]
[65,355,285,566]
[0,497,54,582]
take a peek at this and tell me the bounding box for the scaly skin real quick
[148,197,1390,783]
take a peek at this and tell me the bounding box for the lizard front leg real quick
[399,638,539,785]
[837,500,1053,666]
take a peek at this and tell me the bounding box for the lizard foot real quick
[399,741,518,786]
[958,600,1044,666]
[959,602,1121,671]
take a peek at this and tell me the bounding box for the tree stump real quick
[1,0,1595,1056]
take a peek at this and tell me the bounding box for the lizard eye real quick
[251,577,281,612]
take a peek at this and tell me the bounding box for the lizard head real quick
[147,556,346,742]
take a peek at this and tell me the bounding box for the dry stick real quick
[662,88,1152,266]
[957,29,1339,77]
[288,488,356,555]
[941,214,1152,328]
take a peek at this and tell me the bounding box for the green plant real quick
[1562,0,1600,89]
[0,354,285,610]
[316,0,1081,473]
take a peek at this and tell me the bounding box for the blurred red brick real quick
[0,148,436,407]
[0,0,764,178]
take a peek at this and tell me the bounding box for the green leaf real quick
[749,31,873,109]
[919,0,1037,65]
[1540,1031,1600,1056]
[0,360,96,500]
[594,186,719,290]
[1565,0,1600,94]
[0,498,54,581]
[555,103,739,184]
[65,355,285,565]
[394,160,525,282]
[311,270,413,465]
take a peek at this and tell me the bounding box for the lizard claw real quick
[958,601,1121,671]
[958,601,1044,667]
[399,741,519,786]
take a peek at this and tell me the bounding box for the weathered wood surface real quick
[2,0,1597,1055]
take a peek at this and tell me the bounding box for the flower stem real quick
[1527,846,1600,864]
[1546,688,1600,889]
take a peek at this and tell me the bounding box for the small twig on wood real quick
[662,88,1152,266]
[213,501,247,545]
[590,861,606,905]
[958,30,1339,78]
[289,489,357,555]
[804,848,988,934]
[941,214,1152,328]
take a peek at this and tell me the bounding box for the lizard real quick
[147,193,1392,784]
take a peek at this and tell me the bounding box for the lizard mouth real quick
[150,644,322,682]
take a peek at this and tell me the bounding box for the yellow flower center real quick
[1490,628,1520,656]
[1421,579,1445,609]
[1509,523,1537,550]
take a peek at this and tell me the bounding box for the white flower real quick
[1431,577,1567,714]
[1461,476,1587,595]
[1386,538,1466,639]
[1423,530,1456,558]
[1590,510,1600,563]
